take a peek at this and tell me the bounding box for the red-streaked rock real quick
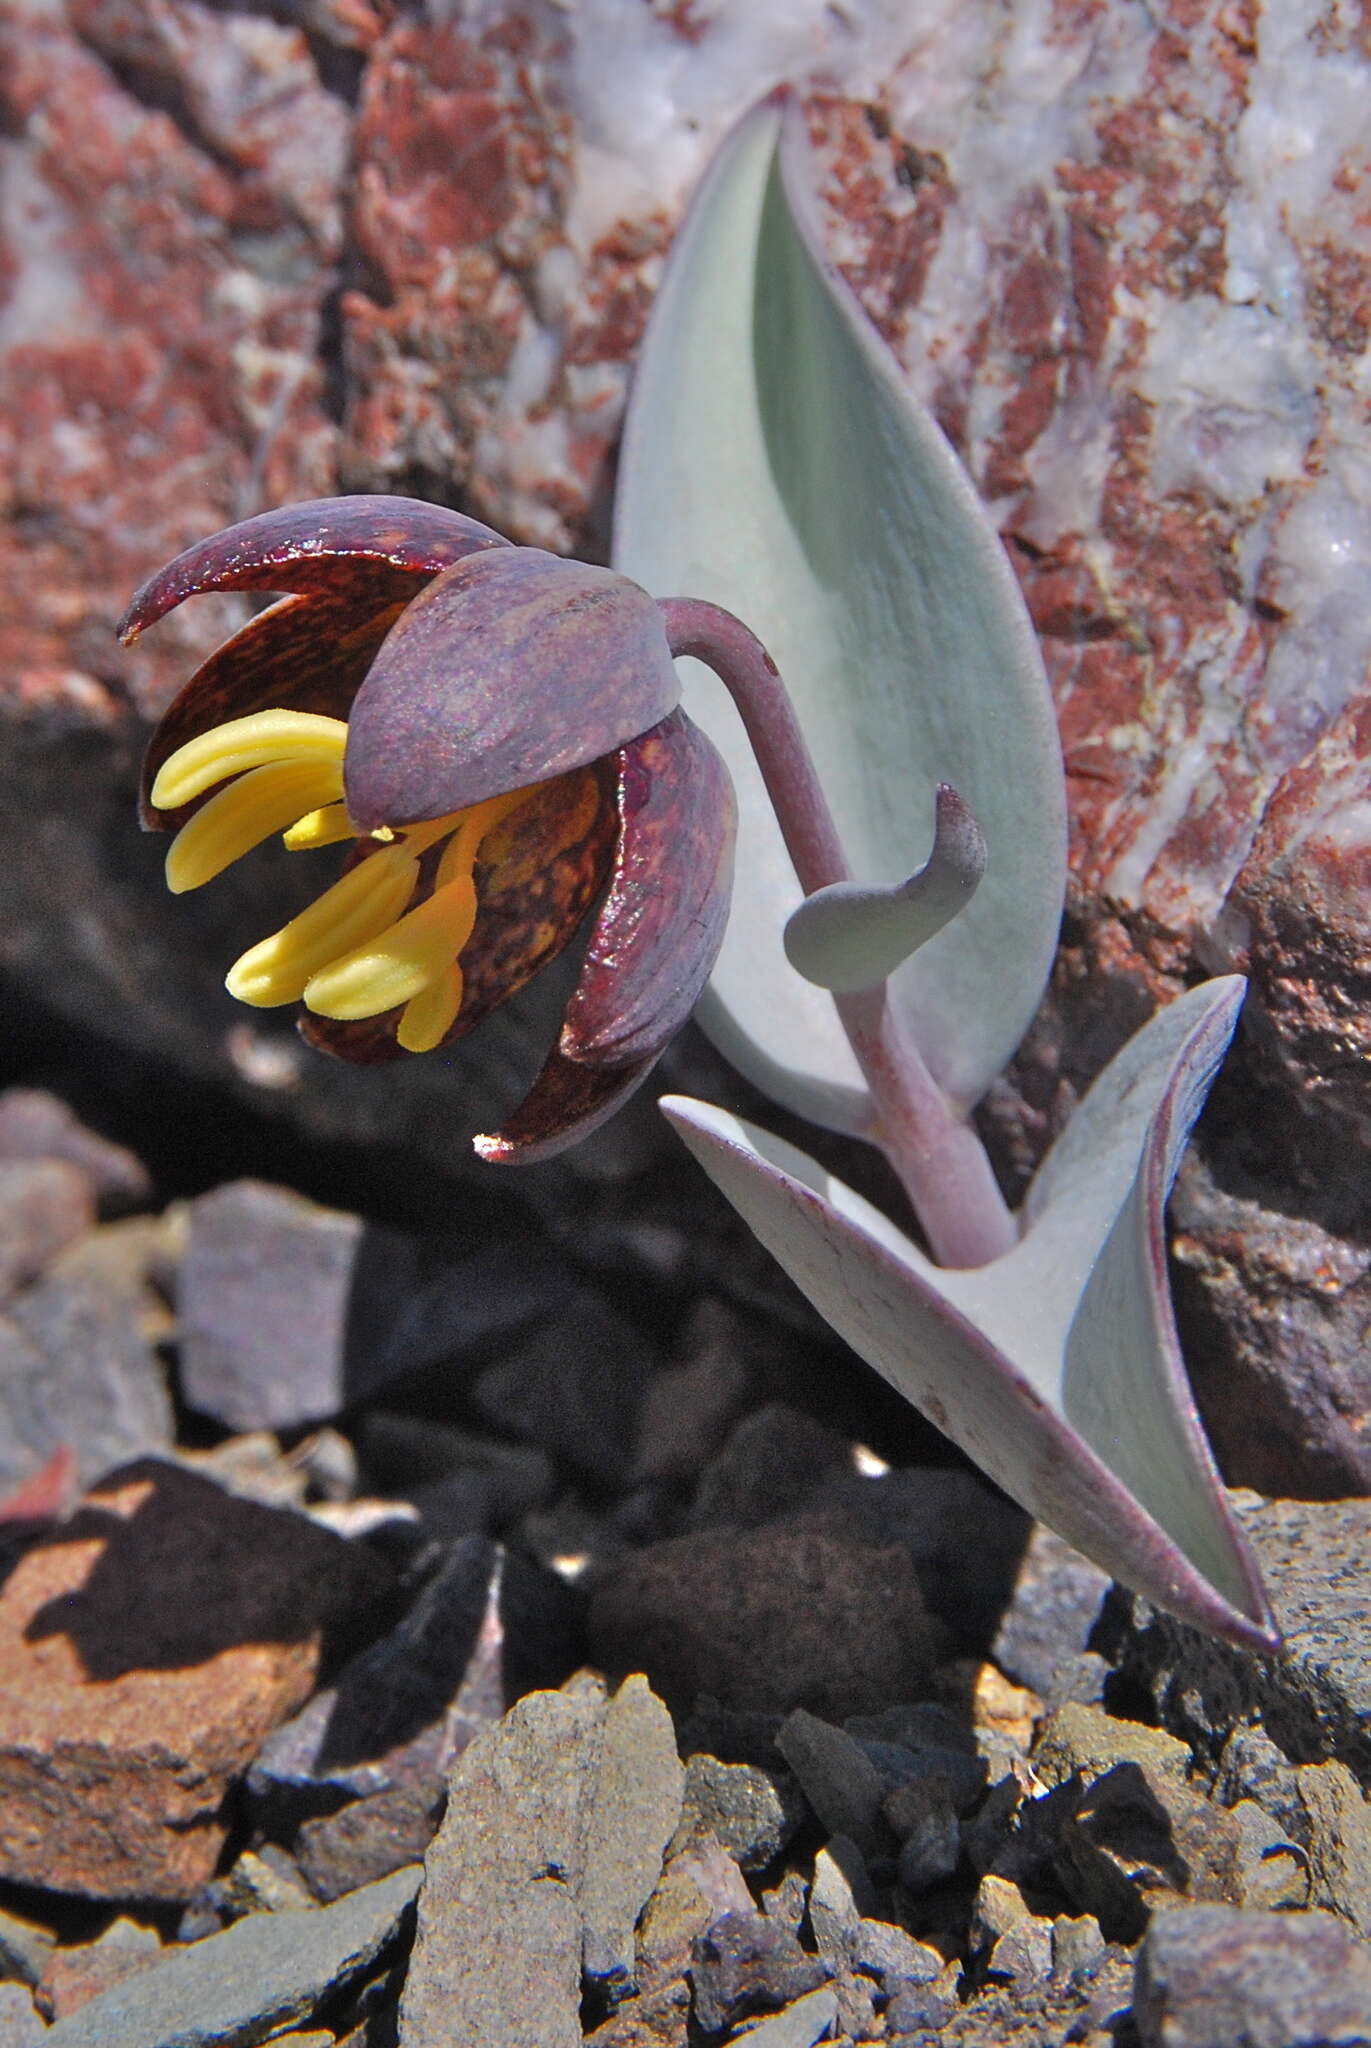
[0,1458,393,1899]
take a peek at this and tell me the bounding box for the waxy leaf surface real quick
[616,100,1066,1133]
[662,977,1277,1652]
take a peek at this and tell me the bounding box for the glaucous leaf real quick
[615,97,1066,1134]
[661,977,1278,1651]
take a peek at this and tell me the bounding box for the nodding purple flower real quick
[122,496,736,1162]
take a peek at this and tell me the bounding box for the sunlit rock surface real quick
[0,0,1365,1475]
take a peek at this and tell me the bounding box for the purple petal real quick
[562,709,736,1067]
[120,495,509,642]
[140,589,401,828]
[475,1048,658,1165]
[343,549,681,829]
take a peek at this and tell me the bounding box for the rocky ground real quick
[0,1076,1367,2048]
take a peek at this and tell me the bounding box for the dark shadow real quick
[23,1458,392,1679]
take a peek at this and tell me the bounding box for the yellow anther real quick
[283,802,359,852]
[226,846,419,1007]
[397,962,464,1053]
[165,760,345,893]
[150,710,349,811]
[302,874,479,1021]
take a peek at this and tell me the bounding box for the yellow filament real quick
[303,875,479,1020]
[226,847,420,1007]
[397,963,464,1053]
[166,760,345,893]
[283,802,358,851]
[435,784,540,887]
[150,710,349,811]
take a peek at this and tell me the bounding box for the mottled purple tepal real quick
[343,548,684,829]
[126,494,735,1163]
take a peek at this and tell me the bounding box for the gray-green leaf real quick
[615,97,1066,1133]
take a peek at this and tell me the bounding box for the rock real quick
[0,1985,43,2048]
[0,1903,55,1987]
[583,1976,691,2047]
[0,1257,173,1493]
[851,1916,943,1985]
[806,1846,864,1967]
[670,1753,801,1871]
[688,1403,853,1531]
[219,1848,316,1919]
[879,1744,987,1825]
[688,1912,829,2036]
[1229,1800,1309,1911]
[295,1786,441,1906]
[884,1966,961,2034]
[178,1181,571,1431]
[1032,1702,1192,1791]
[1100,1493,1371,1789]
[637,1838,753,1992]
[0,1160,95,1299]
[397,1685,604,2048]
[588,1522,945,1721]
[926,1944,1133,2047]
[470,1292,658,1491]
[249,1536,581,1889]
[36,1921,163,2023]
[894,1796,962,1895]
[715,1987,839,2048]
[580,1675,685,1990]
[357,1410,553,1533]
[39,1865,420,2048]
[760,1871,808,1938]
[1133,1904,1371,2048]
[775,1709,891,1861]
[1051,1913,1106,1980]
[797,1466,1032,1646]
[988,1525,1111,1707]
[1296,1758,1371,1935]
[1171,1154,1371,1495]
[1056,1762,1244,1942]
[0,1091,152,1217]
[630,1298,753,1485]
[0,1457,392,1898]
[399,1676,679,2045]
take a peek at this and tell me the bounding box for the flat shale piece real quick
[40,1865,420,2048]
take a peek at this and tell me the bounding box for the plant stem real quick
[659,596,1016,1268]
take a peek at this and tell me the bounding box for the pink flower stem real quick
[659,597,1016,1269]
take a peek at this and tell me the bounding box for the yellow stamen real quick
[226,847,420,1007]
[150,710,349,811]
[397,963,464,1053]
[166,760,345,893]
[302,875,479,1020]
[435,784,540,887]
[283,802,359,852]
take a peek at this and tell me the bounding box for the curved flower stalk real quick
[121,497,736,1162]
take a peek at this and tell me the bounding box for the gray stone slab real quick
[397,1686,607,2048]
[580,1674,684,1988]
[40,1865,420,2048]
[0,1259,172,1491]
[725,1986,839,2048]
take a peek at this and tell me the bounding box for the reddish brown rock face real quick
[0,1459,391,1898]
